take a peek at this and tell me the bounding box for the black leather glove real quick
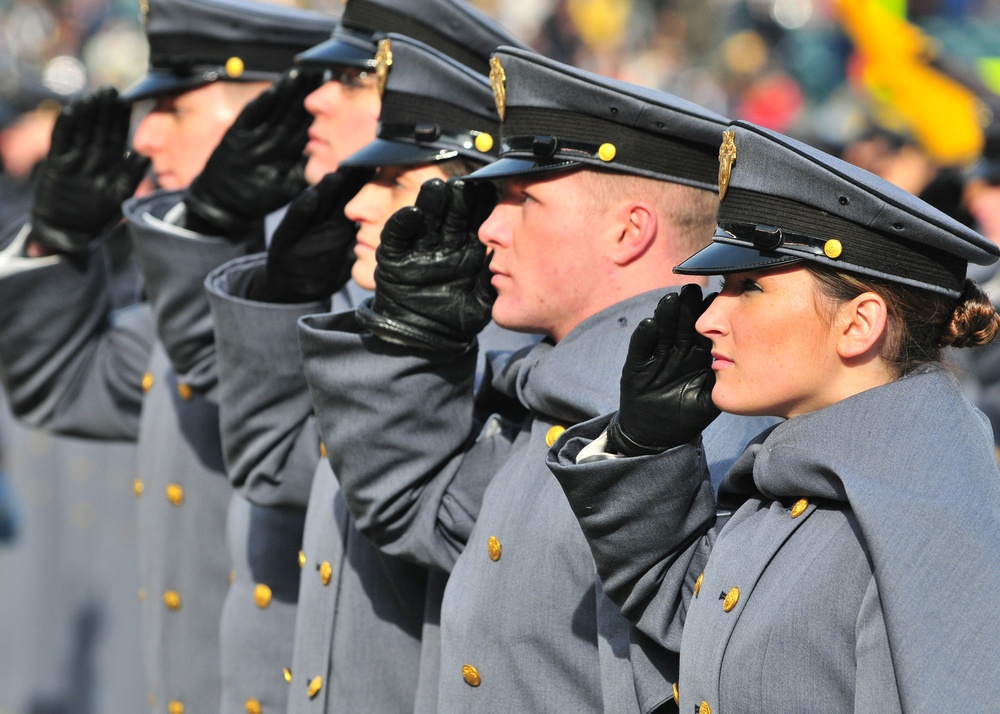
[262,168,371,303]
[606,284,720,456]
[183,69,321,237]
[29,86,149,254]
[355,178,497,352]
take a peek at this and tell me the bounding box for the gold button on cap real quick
[598,142,617,162]
[694,572,704,598]
[166,483,184,506]
[168,700,185,714]
[699,701,712,714]
[824,239,843,259]
[177,383,193,401]
[245,699,262,714]
[283,667,293,683]
[319,561,333,586]
[133,478,144,497]
[164,590,182,610]
[254,583,273,609]
[142,372,154,393]
[790,498,809,518]
[545,425,566,447]
[462,664,481,687]
[672,682,679,705]
[226,56,245,78]
[307,676,322,699]
[487,536,502,562]
[475,132,494,153]
[722,587,740,612]
[298,550,306,569]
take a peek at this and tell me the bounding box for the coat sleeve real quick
[299,311,516,572]
[125,191,253,400]
[206,254,330,509]
[546,413,718,652]
[0,224,155,440]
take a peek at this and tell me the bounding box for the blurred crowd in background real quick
[3,0,1000,164]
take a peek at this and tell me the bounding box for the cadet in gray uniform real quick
[299,49,770,712]
[201,11,533,709]
[0,2,335,712]
[547,120,1000,712]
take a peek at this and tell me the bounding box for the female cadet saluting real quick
[547,119,1000,713]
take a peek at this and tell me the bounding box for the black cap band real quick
[502,106,719,189]
[719,188,967,295]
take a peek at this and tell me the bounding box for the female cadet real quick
[547,119,1000,713]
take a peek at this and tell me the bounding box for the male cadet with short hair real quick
[0,1,336,712]
[298,48,770,711]
[195,4,533,710]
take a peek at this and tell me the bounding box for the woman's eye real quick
[719,278,761,294]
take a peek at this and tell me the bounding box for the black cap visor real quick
[121,71,214,102]
[464,155,581,182]
[296,32,377,70]
[121,68,278,102]
[674,235,803,276]
[340,137,460,169]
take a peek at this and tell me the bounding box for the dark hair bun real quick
[942,279,1000,348]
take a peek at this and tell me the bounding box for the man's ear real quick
[836,291,888,360]
[610,201,657,266]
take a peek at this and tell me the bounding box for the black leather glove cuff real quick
[605,411,674,457]
[355,298,472,354]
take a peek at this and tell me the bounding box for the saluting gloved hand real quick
[606,284,721,456]
[183,69,321,237]
[262,167,372,303]
[29,86,149,255]
[355,177,497,352]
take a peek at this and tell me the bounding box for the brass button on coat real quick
[245,699,262,714]
[164,590,181,610]
[133,478,144,497]
[487,536,502,561]
[283,667,292,683]
[307,676,323,699]
[545,425,566,447]
[319,442,327,459]
[699,701,711,714]
[723,587,740,612]
[298,550,306,569]
[254,583,272,608]
[138,588,147,602]
[694,572,704,598]
[177,383,193,401]
[672,682,679,705]
[790,498,809,518]
[166,483,184,506]
[319,561,333,586]
[168,700,184,714]
[142,372,154,393]
[462,664,481,687]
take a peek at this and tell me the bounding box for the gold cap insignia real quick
[375,38,392,99]
[718,130,737,200]
[490,56,506,121]
[598,143,617,162]
[823,239,843,259]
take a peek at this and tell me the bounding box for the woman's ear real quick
[610,202,657,266]
[836,291,888,360]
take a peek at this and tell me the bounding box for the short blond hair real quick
[579,169,719,258]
